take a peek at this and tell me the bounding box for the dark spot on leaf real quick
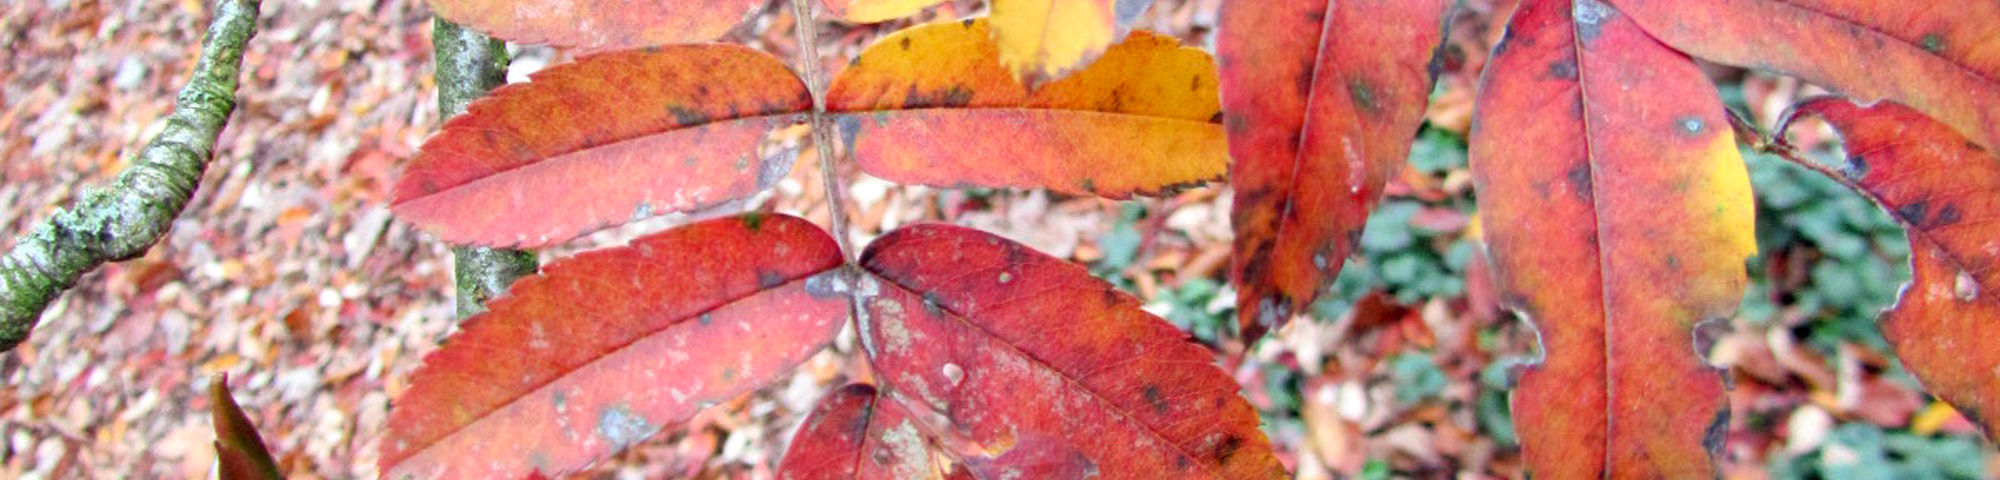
[741,212,767,231]
[1931,204,1962,228]
[1079,178,1098,193]
[1347,78,1382,115]
[962,18,976,28]
[1843,155,1869,181]
[669,106,710,126]
[836,114,863,151]
[1295,59,1316,97]
[1144,385,1169,416]
[1547,60,1577,80]
[922,292,945,316]
[1190,74,1203,92]
[699,313,713,326]
[1213,434,1244,463]
[1208,111,1224,124]
[758,270,785,289]
[941,86,974,107]
[900,36,912,50]
[1921,32,1946,54]
[1565,163,1593,202]
[1224,114,1250,134]
[1897,201,1929,225]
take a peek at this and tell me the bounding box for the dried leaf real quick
[779,384,945,479]
[1217,0,1451,342]
[1775,97,2000,441]
[1468,0,1755,477]
[1609,0,2000,151]
[380,214,850,478]
[211,374,282,480]
[855,224,1286,479]
[828,19,1225,198]
[392,46,812,248]
[427,0,764,48]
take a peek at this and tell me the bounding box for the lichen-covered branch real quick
[433,19,537,319]
[0,0,262,352]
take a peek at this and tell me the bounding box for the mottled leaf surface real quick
[821,0,947,23]
[778,384,944,480]
[855,224,1285,479]
[827,19,1225,198]
[1469,0,1755,477]
[393,46,812,248]
[989,0,1151,81]
[211,374,282,480]
[381,215,850,479]
[1609,0,2000,151]
[1776,97,2000,441]
[1218,0,1451,343]
[427,0,763,48]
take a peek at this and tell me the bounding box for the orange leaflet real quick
[392,46,812,248]
[1217,0,1451,343]
[428,0,764,48]
[380,214,850,479]
[826,19,1227,198]
[1775,97,2000,441]
[1609,0,2000,151]
[855,224,1286,479]
[778,384,948,479]
[211,374,282,480]
[1469,0,1755,477]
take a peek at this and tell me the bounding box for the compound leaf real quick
[380,214,850,479]
[1469,0,1755,477]
[392,46,812,248]
[1609,0,2000,151]
[1217,0,1452,343]
[211,374,283,480]
[779,384,947,479]
[854,224,1285,479]
[427,0,764,49]
[828,19,1225,198]
[1775,97,2000,441]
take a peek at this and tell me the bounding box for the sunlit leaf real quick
[211,374,283,480]
[427,0,764,48]
[1469,0,1755,477]
[392,46,812,248]
[1609,0,2000,151]
[380,214,850,478]
[854,224,1286,479]
[828,19,1225,198]
[779,384,949,479]
[1217,0,1451,343]
[989,0,1152,82]
[1775,97,2000,441]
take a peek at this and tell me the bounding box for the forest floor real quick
[1,0,1994,478]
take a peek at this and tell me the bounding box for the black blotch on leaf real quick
[1143,385,1170,416]
[900,36,913,51]
[669,106,711,126]
[1213,434,1244,463]
[741,212,768,232]
[1565,163,1593,202]
[1921,32,1946,54]
[1931,204,1963,228]
[1548,60,1578,80]
[758,270,786,289]
[1897,201,1930,226]
[1347,78,1382,115]
[1843,155,1870,181]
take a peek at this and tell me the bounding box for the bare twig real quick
[791,0,857,259]
[432,19,539,319]
[0,0,263,351]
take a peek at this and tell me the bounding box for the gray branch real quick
[433,19,537,319]
[0,0,262,351]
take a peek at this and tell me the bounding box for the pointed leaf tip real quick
[211,374,283,480]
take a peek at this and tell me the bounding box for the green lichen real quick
[0,0,262,351]
[433,18,538,319]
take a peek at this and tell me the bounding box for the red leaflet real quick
[393,46,812,248]
[427,0,765,49]
[1776,97,2000,440]
[855,224,1286,479]
[1217,0,1451,343]
[1609,0,2000,151]
[211,374,282,480]
[826,20,1227,199]
[380,214,850,478]
[1469,0,1756,477]
[778,384,946,479]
